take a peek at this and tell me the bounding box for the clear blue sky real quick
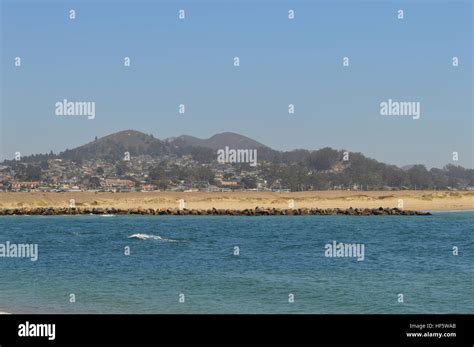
[1,0,472,168]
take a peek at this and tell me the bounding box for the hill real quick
[172,132,267,150]
[60,130,168,161]
[1,130,473,191]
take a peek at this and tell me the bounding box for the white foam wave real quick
[128,233,178,242]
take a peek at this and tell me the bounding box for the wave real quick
[128,233,179,242]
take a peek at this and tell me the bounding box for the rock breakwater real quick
[0,207,431,216]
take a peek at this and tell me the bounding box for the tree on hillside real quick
[241,177,257,189]
[306,148,340,171]
[25,164,41,181]
[115,161,128,176]
[149,164,167,181]
[407,165,432,189]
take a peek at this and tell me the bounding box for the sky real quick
[1,0,472,168]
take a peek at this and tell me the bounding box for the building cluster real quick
[0,155,277,192]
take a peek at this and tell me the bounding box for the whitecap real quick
[128,233,178,242]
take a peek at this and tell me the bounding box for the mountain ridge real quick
[171,132,268,150]
[1,129,472,191]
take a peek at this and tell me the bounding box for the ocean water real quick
[0,213,472,314]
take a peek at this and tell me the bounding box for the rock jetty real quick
[0,207,431,216]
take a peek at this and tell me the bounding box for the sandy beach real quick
[0,191,472,211]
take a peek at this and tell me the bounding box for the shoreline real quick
[0,191,472,212]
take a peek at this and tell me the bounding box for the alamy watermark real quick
[18,321,55,340]
[217,147,257,166]
[0,241,38,261]
[324,241,365,261]
[55,99,95,119]
[380,99,420,120]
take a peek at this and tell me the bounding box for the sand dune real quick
[0,191,472,211]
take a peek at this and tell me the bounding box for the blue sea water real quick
[0,213,472,314]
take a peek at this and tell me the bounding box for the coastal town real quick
[0,154,275,193]
[1,153,472,194]
[1,130,472,193]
